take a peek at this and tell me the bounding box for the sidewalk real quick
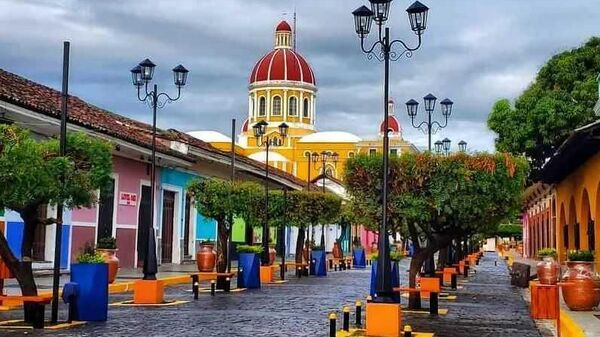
[513,254,598,337]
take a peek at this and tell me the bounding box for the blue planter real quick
[369,261,400,302]
[352,248,366,268]
[70,263,108,321]
[312,250,327,277]
[238,253,260,289]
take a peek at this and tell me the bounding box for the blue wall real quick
[159,168,217,241]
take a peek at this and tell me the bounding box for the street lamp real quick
[442,138,451,156]
[352,0,429,303]
[458,140,467,152]
[434,140,443,155]
[130,58,188,280]
[406,94,453,151]
[253,120,289,265]
[313,151,338,247]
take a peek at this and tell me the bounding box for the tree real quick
[345,152,527,308]
[0,125,112,319]
[488,37,600,178]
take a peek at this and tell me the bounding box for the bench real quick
[328,257,353,271]
[189,272,236,299]
[0,295,51,329]
[435,267,458,289]
[280,262,309,278]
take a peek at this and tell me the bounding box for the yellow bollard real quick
[403,325,413,337]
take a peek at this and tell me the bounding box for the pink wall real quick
[71,155,153,268]
[360,226,378,253]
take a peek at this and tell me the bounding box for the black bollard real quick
[463,265,469,278]
[192,274,199,300]
[225,278,231,293]
[210,280,216,296]
[343,306,350,331]
[494,260,497,266]
[329,313,337,337]
[403,325,412,337]
[334,264,338,271]
[355,301,362,327]
[298,267,302,278]
[329,259,333,270]
[430,292,439,316]
[237,268,244,289]
[451,273,457,290]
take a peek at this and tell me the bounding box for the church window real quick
[303,98,309,118]
[272,96,282,116]
[369,148,377,156]
[390,149,398,157]
[259,97,266,116]
[289,97,298,116]
[348,152,355,158]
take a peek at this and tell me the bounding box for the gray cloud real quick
[0,0,598,151]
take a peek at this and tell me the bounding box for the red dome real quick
[249,48,315,85]
[380,115,401,134]
[241,119,248,132]
[276,20,292,32]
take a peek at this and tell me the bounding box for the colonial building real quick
[190,21,418,184]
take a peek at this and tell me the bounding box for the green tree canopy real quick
[0,124,113,312]
[488,37,600,177]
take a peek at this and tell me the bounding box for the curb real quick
[559,309,586,337]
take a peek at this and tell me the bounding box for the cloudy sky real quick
[0,0,598,151]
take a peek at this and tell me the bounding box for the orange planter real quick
[530,282,559,319]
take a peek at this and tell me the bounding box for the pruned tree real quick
[0,125,112,319]
[345,152,527,308]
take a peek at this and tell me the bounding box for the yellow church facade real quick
[190,21,418,184]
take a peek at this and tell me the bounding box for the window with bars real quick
[272,96,282,116]
[259,97,266,116]
[289,97,298,116]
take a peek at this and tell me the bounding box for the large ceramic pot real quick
[96,248,119,284]
[536,257,560,285]
[332,242,343,259]
[196,242,216,272]
[268,245,277,266]
[561,261,600,311]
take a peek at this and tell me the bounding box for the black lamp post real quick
[458,140,467,152]
[313,151,338,247]
[442,137,451,156]
[406,94,453,151]
[253,120,289,265]
[352,0,429,303]
[130,59,188,280]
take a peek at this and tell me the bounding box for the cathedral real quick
[190,21,418,184]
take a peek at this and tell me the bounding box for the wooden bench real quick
[393,284,439,316]
[189,272,236,299]
[328,257,353,271]
[0,295,51,328]
[281,262,309,278]
[435,267,458,289]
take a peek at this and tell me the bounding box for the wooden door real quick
[137,185,152,267]
[32,205,47,261]
[183,193,192,257]
[97,179,115,241]
[161,191,175,263]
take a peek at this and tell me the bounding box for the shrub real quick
[200,239,215,245]
[236,245,263,254]
[370,251,404,262]
[567,250,594,262]
[97,237,117,250]
[76,243,105,264]
[537,248,557,259]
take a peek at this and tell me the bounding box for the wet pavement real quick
[0,253,543,336]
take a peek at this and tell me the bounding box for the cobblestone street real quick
[0,253,543,337]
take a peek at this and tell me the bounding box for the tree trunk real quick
[295,226,306,264]
[437,246,448,269]
[408,250,426,309]
[215,219,228,273]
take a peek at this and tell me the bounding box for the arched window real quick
[258,97,266,116]
[272,96,282,116]
[348,152,355,158]
[303,98,309,118]
[288,97,298,116]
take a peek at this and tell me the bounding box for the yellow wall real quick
[554,151,600,269]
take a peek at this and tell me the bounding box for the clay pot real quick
[536,257,560,285]
[196,242,216,272]
[332,241,343,258]
[96,249,119,284]
[561,261,600,311]
[268,245,277,266]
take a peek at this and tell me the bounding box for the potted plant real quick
[536,248,559,285]
[196,239,216,272]
[237,245,263,289]
[562,250,600,311]
[332,239,343,259]
[96,236,119,284]
[352,237,366,268]
[369,250,403,302]
[268,238,277,266]
[311,243,327,277]
[70,243,109,321]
